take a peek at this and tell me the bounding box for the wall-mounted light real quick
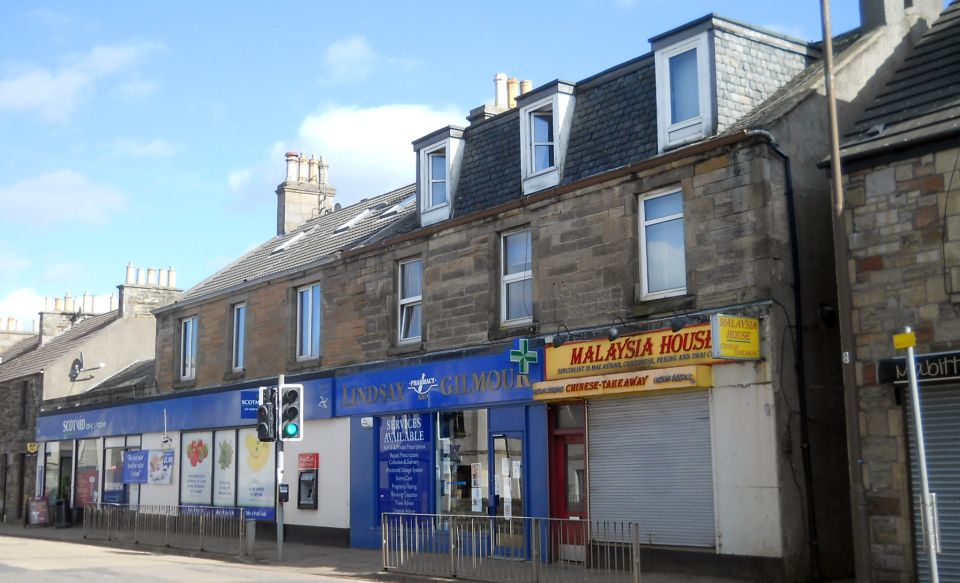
[551,324,571,348]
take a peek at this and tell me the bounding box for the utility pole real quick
[276,374,285,562]
[820,1,871,580]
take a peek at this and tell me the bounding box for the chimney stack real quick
[859,0,942,31]
[276,152,337,235]
[118,263,182,318]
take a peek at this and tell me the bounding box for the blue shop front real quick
[340,340,547,548]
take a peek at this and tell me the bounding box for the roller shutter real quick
[907,385,960,581]
[588,390,715,548]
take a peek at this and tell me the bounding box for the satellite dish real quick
[69,353,85,382]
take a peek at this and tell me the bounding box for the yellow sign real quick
[893,332,916,350]
[710,314,761,360]
[25,442,38,454]
[533,365,713,401]
[545,323,718,380]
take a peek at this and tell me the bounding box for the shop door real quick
[491,433,524,558]
[550,434,586,560]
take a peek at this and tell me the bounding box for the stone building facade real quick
[836,2,960,580]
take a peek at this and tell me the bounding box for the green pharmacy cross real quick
[509,339,538,375]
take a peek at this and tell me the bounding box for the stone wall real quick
[0,375,40,523]
[844,142,960,582]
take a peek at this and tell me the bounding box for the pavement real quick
[0,520,833,583]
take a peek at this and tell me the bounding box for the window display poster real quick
[471,488,483,512]
[122,450,149,483]
[75,439,99,506]
[471,463,481,487]
[379,413,432,514]
[180,431,213,505]
[237,428,275,519]
[213,430,236,507]
[147,450,174,485]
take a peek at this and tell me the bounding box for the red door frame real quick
[548,403,586,521]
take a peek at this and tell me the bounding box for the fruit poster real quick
[213,430,236,507]
[237,428,274,510]
[180,431,213,505]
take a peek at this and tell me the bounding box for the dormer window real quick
[428,150,447,208]
[531,111,554,172]
[655,32,712,151]
[414,127,463,227]
[518,82,574,195]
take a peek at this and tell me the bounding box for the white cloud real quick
[298,103,462,203]
[0,170,128,225]
[318,36,419,86]
[227,103,462,209]
[0,288,44,332]
[111,137,178,158]
[26,8,74,28]
[114,76,159,100]
[0,242,30,282]
[0,42,162,122]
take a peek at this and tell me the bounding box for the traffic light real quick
[257,387,277,442]
[279,384,304,441]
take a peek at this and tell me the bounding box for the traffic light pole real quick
[276,374,285,562]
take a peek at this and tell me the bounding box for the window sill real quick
[389,340,424,357]
[632,292,696,319]
[223,370,246,383]
[173,378,197,390]
[522,168,560,195]
[287,357,323,373]
[489,322,538,342]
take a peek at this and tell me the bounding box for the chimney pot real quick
[64,294,75,313]
[136,268,146,285]
[298,154,308,183]
[7,318,16,331]
[54,297,64,312]
[82,292,93,314]
[159,268,169,287]
[520,79,533,95]
[168,267,177,289]
[110,293,118,311]
[126,262,136,284]
[507,77,519,109]
[308,156,320,183]
[285,151,300,182]
[147,267,158,286]
[494,73,508,108]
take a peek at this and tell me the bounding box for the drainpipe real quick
[821,1,872,581]
[748,129,821,581]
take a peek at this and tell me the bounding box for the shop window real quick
[437,410,489,515]
[75,439,99,507]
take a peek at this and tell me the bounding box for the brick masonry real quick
[844,144,960,582]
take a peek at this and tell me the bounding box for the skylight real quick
[270,231,305,255]
[379,195,416,219]
[333,209,371,234]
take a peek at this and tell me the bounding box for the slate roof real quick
[169,184,416,306]
[453,110,522,216]
[840,1,960,159]
[563,57,658,184]
[89,359,155,392]
[0,335,39,365]
[0,311,118,383]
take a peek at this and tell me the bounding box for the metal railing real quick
[382,513,641,583]
[83,504,247,555]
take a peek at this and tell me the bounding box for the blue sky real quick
[0,0,865,329]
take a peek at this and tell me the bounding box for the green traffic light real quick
[283,422,299,437]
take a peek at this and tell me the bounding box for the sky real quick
[0,0,867,331]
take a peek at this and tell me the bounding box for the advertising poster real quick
[379,413,432,514]
[213,430,237,507]
[180,431,213,505]
[237,428,275,518]
[147,450,174,485]
[122,450,149,483]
